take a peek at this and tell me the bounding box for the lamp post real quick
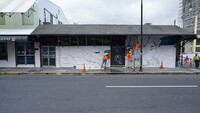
[140,0,143,72]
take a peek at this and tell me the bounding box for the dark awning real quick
[0,36,28,42]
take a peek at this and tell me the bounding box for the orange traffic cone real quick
[82,64,87,72]
[159,61,164,69]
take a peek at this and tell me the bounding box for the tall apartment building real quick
[179,0,200,53]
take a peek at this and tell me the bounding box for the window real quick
[79,36,86,46]
[0,14,5,25]
[16,43,34,64]
[62,37,71,46]
[59,35,112,46]
[71,36,78,46]
[87,36,95,46]
[196,47,200,52]
[0,42,7,60]
[94,36,103,45]
[103,36,111,45]
[22,11,34,25]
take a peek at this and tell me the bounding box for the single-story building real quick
[30,24,195,69]
[0,24,196,69]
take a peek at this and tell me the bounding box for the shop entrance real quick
[111,36,125,67]
[16,42,35,65]
[41,46,56,67]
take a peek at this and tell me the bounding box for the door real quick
[16,43,35,65]
[41,46,56,67]
[111,37,125,67]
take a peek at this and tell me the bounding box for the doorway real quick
[41,46,56,67]
[111,36,125,67]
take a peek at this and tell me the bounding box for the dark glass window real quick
[196,47,200,52]
[79,36,86,46]
[17,56,25,64]
[71,36,78,46]
[103,36,111,45]
[0,42,7,60]
[26,43,34,55]
[62,37,71,46]
[196,39,200,45]
[95,36,103,46]
[87,36,95,46]
[16,43,34,65]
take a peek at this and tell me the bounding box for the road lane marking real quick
[106,85,198,88]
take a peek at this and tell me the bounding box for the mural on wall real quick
[57,46,110,69]
[126,35,176,67]
[112,45,123,65]
[111,39,125,66]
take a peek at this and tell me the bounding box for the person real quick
[134,41,140,60]
[184,56,189,65]
[176,55,181,67]
[180,55,183,67]
[127,51,133,68]
[193,54,200,68]
[101,53,109,69]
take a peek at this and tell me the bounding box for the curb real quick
[0,71,197,75]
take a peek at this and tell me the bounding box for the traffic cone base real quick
[159,61,164,69]
[82,65,87,72]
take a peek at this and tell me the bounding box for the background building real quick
[179,0,200,53]
[0,0,68,67]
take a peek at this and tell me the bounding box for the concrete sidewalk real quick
[0,66,200,75]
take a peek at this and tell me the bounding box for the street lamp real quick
[140,0,143,72]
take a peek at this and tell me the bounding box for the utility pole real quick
[140,0,143,72]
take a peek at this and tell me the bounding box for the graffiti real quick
[113,46,122,53]
[114,55,123,65]
[126,36,176,67]
[143,36,152,47]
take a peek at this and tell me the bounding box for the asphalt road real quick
[0,74,200,113]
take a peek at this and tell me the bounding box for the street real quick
[0,74,200,113]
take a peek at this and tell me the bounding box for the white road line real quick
[106,85,198,88]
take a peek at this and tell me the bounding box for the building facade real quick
[30,24,195,69]
[0,0,68,67]
[0,0,195,69]
[179,0,200,53]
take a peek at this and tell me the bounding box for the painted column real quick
[193,16,198,53]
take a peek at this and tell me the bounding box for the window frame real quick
[16,42,35,65]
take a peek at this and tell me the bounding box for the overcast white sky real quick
[49,0,180,25]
